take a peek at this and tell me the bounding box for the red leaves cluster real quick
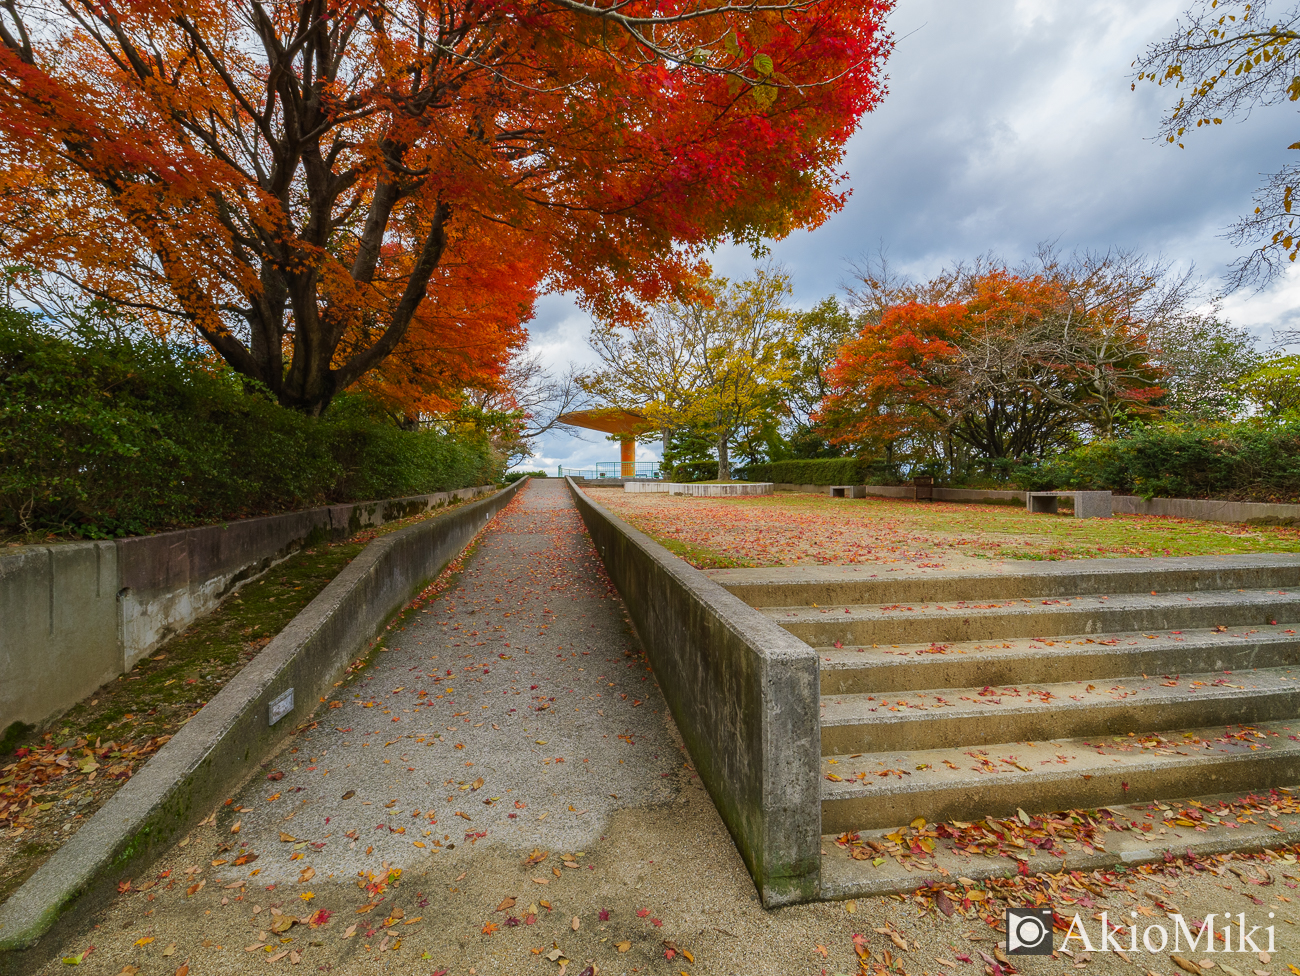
[0,0,894,415]
[0,735,170,827]
[819,270,1166,454]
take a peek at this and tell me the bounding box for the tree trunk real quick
[717,435,730,482]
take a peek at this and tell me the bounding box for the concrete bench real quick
[829,485,866,499]
[1026,490,1112,519]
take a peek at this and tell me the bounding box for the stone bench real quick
[1026,490,1112,519]
[829,485,866,499]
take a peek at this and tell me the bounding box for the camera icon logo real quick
[1005,907,1053,955]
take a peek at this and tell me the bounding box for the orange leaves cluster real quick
[0,0,894,415]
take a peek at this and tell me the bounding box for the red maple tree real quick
[0,0,893,414]
[819,270,1166,464]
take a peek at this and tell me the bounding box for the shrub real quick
[737,457,876,486]
[671,460,719,482]
[504,470,548,483]
[1020,420,1300,502]
[0,308,501,537]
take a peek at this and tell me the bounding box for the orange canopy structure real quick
[559,407,648,476]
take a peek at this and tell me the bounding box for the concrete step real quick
[817,624,1300,694]
[819,786,1300,901]
[768,587,1300,646]
[709,554,1300,608]
[820,665,1300,755]
[820,719,1300,832]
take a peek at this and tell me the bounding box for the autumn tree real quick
[585,268,796,480]
[820,261,1169,473]
[0,0,892,417]
[1134,0,1300,285]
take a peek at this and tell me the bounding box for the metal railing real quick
[559,461,664,480]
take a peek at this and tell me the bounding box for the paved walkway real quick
[20,480,1300,976]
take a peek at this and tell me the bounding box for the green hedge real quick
[671,460,719,482]
[737,457,875,486]
[0,308,502,537]
[1020,421,1300,502]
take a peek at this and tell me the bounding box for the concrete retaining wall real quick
[567,478,821,907]
[0,479,522,951]
[781,483,1300,523]
[0,486,496,735]
[1111,494,1300,523]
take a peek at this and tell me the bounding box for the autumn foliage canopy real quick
[0,0,893,414]
[819,269,1166,464]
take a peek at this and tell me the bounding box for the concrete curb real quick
[0,479,524,951]
[567,478,822,907]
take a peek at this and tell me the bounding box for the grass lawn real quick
[588,487,1300,570]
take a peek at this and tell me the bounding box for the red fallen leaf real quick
[266,771,284,781]
[651,918,662,927]
[598,909,610,921]
[935,890,955,917]
[117,880,131,894]
[636,909,649,917]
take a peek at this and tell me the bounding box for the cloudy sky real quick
[522,0,1300,473]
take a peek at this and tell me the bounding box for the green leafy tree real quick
[1237,353,1300,416]
[783,296,859,458]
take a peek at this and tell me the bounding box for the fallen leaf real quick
[174,962,189,976]
[497,897,517,912]
[280,832,296,843]
[341,790,355,800]
[230,821,241,834]
[134,937,154,947]
[342,924,357,939]
[162,943,176,957]
[571,916,580,931]
[1172,957,1203,975]
[298,867,315,884]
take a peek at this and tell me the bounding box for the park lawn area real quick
[587,486,1300,570]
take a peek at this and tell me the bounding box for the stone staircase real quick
[709,555,1300,881]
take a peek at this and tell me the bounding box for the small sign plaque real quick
[268,688,295,726]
